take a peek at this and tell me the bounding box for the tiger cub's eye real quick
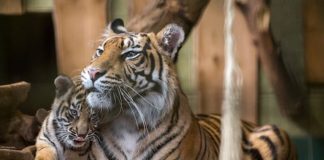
[69,109,78,117]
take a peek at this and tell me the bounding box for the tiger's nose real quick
[88,68,106,82]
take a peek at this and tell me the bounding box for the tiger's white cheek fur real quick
[86,92,114,109]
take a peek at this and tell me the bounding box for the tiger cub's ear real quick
[157,24,185,62]
[54,75,74,98]
[103,18,127,38]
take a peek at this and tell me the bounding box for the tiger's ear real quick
[103,18,127,37]
[157,24,185,62]
[54,75,74,98]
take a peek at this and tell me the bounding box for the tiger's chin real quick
[86,92,115,110]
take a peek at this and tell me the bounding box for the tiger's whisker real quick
[120,88,148,134]
[122,84,155,108]
[118,86,140,129]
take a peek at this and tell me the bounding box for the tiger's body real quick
[95,98,295,160]
[35,76,106,160]
[78,19,296,160]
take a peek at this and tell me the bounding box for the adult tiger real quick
[81,19,296,160]
[35,75,106,160]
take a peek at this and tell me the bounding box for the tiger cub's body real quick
[80,19,296,159]
[35,76,105,160]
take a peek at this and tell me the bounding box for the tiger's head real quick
[81,19,185,127]
[52,75,100,151]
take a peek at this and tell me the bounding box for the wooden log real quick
[0,147,34,160]
[128,0,150,18]
[127,0,210,37]
[53,0,108,76]
[196,0,258,123]
[235,0,308,126]
[304,0,324,84]
[195,0,224,115]
[0,0,24,15]
[0,82,30,142]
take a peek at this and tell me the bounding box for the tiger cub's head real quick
[52,75,100,151]
[81,19,185,127]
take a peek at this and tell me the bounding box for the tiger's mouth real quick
[73,136,86,143]
[87,84,117,93]
[69,137,90,151]
[60,137,90,151]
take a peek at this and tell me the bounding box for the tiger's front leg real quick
[35,142,58,160]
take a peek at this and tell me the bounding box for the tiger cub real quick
[35,75,104,160]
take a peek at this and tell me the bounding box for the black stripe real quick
[76,94,83,100]
[148,54,156,76]
[200,125,219,155]
[198,117,221,133]
[158,104,184,160]
[137,95,180,142]
[124,66,136,85]
[128,37,134,47]
[160,144,179,160]
[283,131,293,159]
[137,96,180,154]
[134,56,145,66]
[143,38,151,51]
[59,104,67,118]
[157,52,164,79]
[271,125,284,145]
[96,134,118,160]
[110,140,127,159]
[197,119,221,146]
[243,147,263,160]
[121,39,124,48]
[74,86,84,95]
[132,44,141,48]
[55,101,64,117]
[43,132,59,158]
[143,125,184,160]
[88,151,97,160]
[195,126,204,160]
[242,131,252,146]
[199,130,208,159]
[260,135,277,160]
[243,121,257,131]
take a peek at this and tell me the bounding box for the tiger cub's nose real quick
[88,68,107,82]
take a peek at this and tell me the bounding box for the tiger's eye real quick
[96,48,104,57]
[70,109,78,117]
[124,51,141,60]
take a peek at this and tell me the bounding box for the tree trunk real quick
[236,0,309,127]
[127,0,210,37]
[53,0,107,76]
